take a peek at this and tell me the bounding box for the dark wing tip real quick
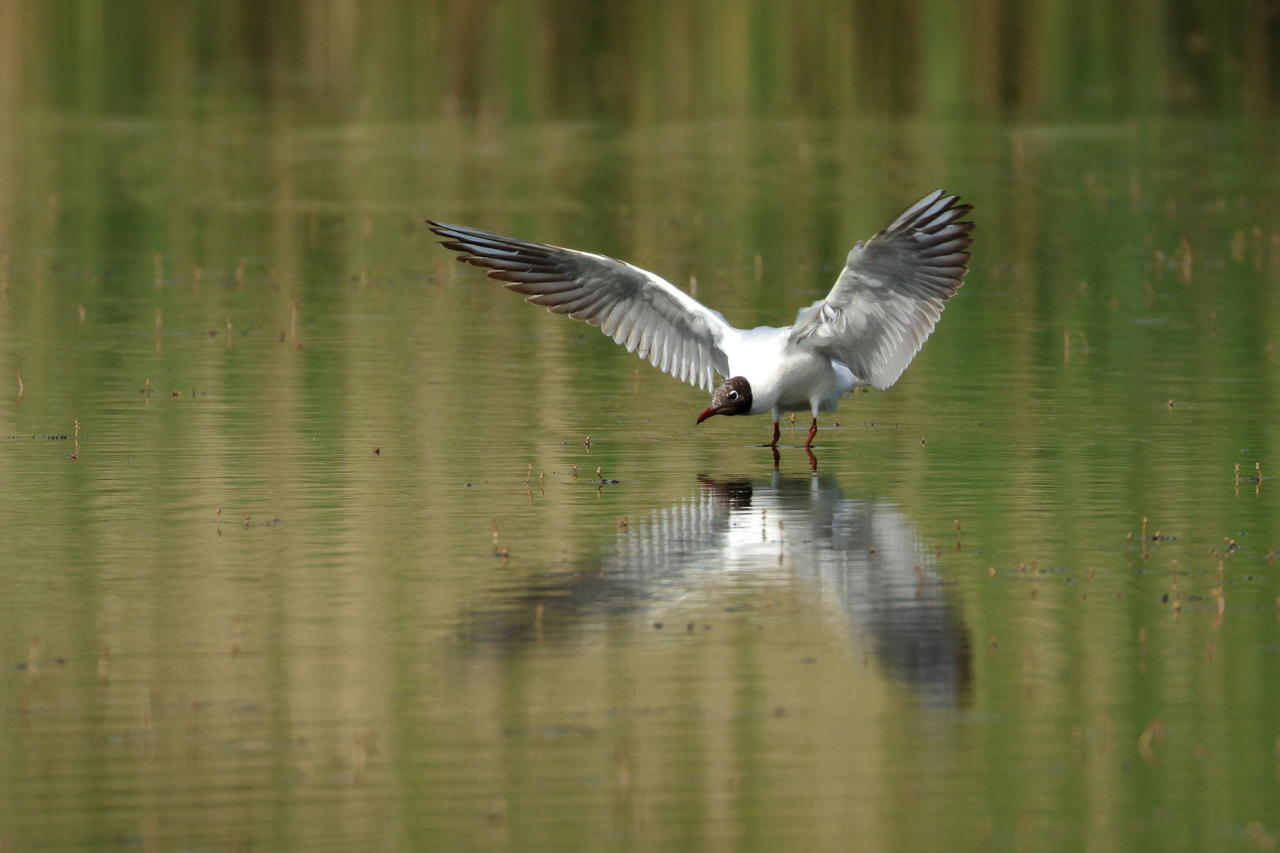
[426,221,582,287]
[428,222,484,250]
[427,221,501,245]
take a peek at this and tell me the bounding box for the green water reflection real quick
[1,2,1278,851]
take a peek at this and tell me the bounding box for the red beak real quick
[696,407,719,424]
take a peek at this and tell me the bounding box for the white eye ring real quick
[728,390,738,400]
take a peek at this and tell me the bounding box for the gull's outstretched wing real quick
[788,190,973,389]
[429,222,733,392]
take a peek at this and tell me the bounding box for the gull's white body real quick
[429,189,973,448]
[723,325,859,420]
[618,256,863,420]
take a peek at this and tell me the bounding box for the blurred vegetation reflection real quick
[1,0,1276,120]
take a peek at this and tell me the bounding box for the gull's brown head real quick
[697,376,752,424]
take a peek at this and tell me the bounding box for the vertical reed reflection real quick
[0,2,1271,120]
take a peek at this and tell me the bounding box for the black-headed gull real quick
[428,189,972,449]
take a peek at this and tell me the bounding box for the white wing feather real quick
[429,223,734,392]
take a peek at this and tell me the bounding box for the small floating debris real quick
[491,521,509,559]
[240,515,284,529]
[1137,717,1167,766]
[13,658,68,671]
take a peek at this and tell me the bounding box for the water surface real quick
[2,5,1279,851]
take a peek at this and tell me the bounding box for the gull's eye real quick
[728,390,739,400]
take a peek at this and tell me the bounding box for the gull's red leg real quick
[770,421,781,448]
[804,418,818,449]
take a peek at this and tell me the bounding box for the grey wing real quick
[428,222,733,392]
[789,190,973,390]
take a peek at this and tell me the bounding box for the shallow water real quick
[3,6,1280,851]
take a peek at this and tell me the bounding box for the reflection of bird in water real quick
[463,473,971,708]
